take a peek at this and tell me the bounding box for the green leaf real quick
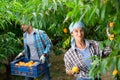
[104,39,112,46]
[100,59,108,74]
[53,49,63,55]
[88,6,96,22]
[99,41,104,50]
[101,6,106,21]
[67,11,73,18]
[79,6,89,21]
[110,57,116,71]
[62,36,70,49]
[117,57,120,71]
[0,54,7,60]
[65,2,75,8]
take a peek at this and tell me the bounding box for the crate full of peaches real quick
[10,57,48,78]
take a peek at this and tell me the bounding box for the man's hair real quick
[20,15,34,26]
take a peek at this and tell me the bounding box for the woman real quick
[64,21,111,80]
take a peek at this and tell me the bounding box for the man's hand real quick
[40,55,45,64]
[15,53,23,60]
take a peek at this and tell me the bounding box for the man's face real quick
[72,27,84,42]
[21,24,29,32]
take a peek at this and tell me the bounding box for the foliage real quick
[0,0,120,79]
[0,32,22,63]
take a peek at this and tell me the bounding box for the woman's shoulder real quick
[86,39,99,46]
[86,39,98,43]
[64,47,74,56]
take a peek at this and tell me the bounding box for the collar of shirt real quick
[26,28,36,35]
[72,39,90,50]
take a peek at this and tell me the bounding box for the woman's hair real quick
[69,21,85,33]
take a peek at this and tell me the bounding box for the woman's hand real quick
[67,70,73,76]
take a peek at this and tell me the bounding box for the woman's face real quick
[72,27,84,42]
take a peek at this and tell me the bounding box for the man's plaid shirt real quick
[64,40,111,78]
[23,29,52,59]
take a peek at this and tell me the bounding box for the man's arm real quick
[40,31,53,55]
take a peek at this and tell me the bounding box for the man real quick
[16,21,52,80]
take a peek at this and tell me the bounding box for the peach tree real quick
[0,0,120,79]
